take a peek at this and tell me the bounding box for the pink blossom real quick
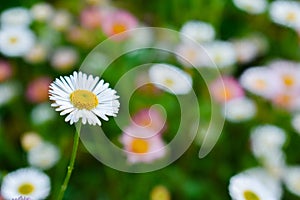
[101,9,138,40]
[210,76,244,103]
[26,77,52,103]
[0,60,12,82]
[80,7,102,29]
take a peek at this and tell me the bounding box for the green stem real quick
[57,123,81,200]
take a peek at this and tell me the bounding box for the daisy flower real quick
[0,27,35,57]
[175,41,207,68]
[180,20,215,43]
[80,7,102,29]
[271,91,300,111]
[149,63,192,95]
[210,76,244,103]
[49,71,120,126]
[239,66,282,99]
[250,125,286,159]
[233,0,268,14]
[292,113,300,135]
[50,10,72,32]
[269,0,300,30]
[30,3,54,22]
[0,81,19,107]
[0,60,13,82]
[1,168,50,200]
[0,7,32,27]
[229,172,280,200]
[28,142,60,170]
[24,44,48,64]
[21,132,42,152]
[283,166,300,197]
[26,77,52,103]
[223,97,256,122]
[30,103,56,125]
[120,126,167,163]
[203,41,237,68]
[101,9,138,39]
[50,47,78,71]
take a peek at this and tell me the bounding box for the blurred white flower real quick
[283,166,300,197]
[223,97,256,122]
[0,27,35,57]
[250,125,286,159]
[180,20,215,43]
[229,170,280,200]
[21,132,43,152]
[292,113,300,134]
[240,66,282,99]
[51,10,72,31]
[233,0,268,14]
[149,63,192,95]
[1,168,50,200]
[0,81,19,106]
[0,7,32,27]
[24,44,47,64]
[49,71,120,125]
[30,103,56,125]
[262,150,286,179]
[270,0,300,30]
[30,3,54,22]
[203,41,237,68]
[51,47,78,71]
[232,34,268,64]
[124,27,154,51]
[28,142,60,170]
[175,41,207,68]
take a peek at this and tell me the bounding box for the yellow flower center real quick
[283,75,295,87]
[164,78,174,87]
[18,183,35,195]
[131,138,149,153]
[9,36,18,44]
[286,12,296,22]
[112,23,127,34]
[243,190,260,200]
[221,87,232,101]
[70,90,98,110]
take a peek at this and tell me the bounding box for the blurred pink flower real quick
[80,7,102,29]
[120,126,167,163]
[210,76,244,103]
[0,61,12,82]
[132,108,167,136]
[26,77,52,103]
[272,92,300,111]
[101,9,138,39]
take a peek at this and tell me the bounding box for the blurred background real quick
[0,0,300,199]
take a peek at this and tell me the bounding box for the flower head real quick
[49,71,120,125]
[0,7,32,27]
[1,168,50,200]
[233,0,268,14]
[180,20,215,43]
[223,97,256,122]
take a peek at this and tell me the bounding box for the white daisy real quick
[229,171,279,200]
[250,124,286,159]
[1,168,50,200]
[0,7,32,28]
[283,166,300,197]
[292,113,300,135]
[269,1,300,30]
[233,0,268,14]
[148,63,192,95]
[0,27,35,57]
[28,142,60,170]
[175,41,207,68]
[223,97,256,123]
[50,47,78,71]
[203,41,237,68]
[180,20,215,43]
[50,10,72,32]
[0,81,19,106]
[24,44,47,64]
[239,66,282,99]
[30,3,54,22]
[21,132,43,152]
[49,71,120,126]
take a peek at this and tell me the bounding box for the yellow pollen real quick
[70,90,98,110]
[286,12,296,22]
[9,37,18,44]
[221,87,232,101]
[283,75,295,87]
[18,183,35,195]
[131,138,149,154]
[243,190,260,200]
[112,23,127,34]
[164,78,174,87]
